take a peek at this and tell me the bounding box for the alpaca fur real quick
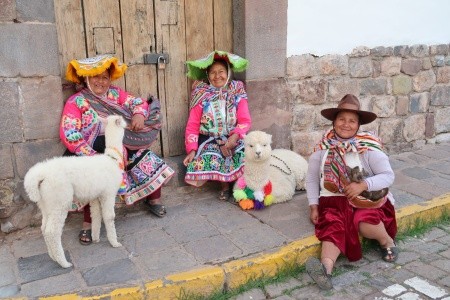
[24,115,126,268]
[236,130,308,203]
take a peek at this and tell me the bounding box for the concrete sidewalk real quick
[1,143,450,299]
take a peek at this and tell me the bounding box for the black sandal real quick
[381,246,399,263]
[144,200,166,218]
[79,229,92,246]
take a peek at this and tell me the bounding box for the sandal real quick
[381,245,399,263]
[79,229,92,246]
[219,190,230,201]
[305,257,333,290]
[144,200,167,218]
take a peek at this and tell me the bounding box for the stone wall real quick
[287,44,450,158]
[0,0,64,233]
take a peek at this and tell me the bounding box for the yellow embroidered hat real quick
[65,54,127,84]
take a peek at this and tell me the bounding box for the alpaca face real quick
[244,131,272,162]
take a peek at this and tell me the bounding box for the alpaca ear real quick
[267,134,272,144]
[115,117,122,127]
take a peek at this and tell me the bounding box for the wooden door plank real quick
[185,0,214,60]
[155,0,189,157]
[54,0,86,98]
[120,0,161,155]
[213,0,233,52]
[83,0,125,88]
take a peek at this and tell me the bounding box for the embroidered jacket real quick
[60,86,148,156]
[185,80,251,154]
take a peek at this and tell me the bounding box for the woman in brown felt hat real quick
[304,94,398,290]
[61,54,174,245]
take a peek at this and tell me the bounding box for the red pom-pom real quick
[264,181,272,195]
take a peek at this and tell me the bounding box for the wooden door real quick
[54,0,232,157]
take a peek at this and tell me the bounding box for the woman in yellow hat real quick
[61,54,174,245]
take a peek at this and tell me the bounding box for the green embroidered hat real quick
[186,50,249,80]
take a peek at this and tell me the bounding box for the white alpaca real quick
[235,130,308,205]
[24,115,126,268]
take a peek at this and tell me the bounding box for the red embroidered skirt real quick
[316,196,397,262]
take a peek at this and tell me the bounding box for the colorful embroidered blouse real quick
[60,85,148,156]
[185,80,251,154]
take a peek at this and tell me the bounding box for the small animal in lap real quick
[24,115,126,268]
[346,166,389,201]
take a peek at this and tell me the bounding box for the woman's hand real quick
[183,150,196,166]
[344,181,368,201]
[225,133,239,149]
[131,114,145,131]
[309,205,319,225]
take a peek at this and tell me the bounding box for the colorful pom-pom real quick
[239,199,254,210]
[236,177,247,189]
[244,187,254,199]
[254,190,264,202]
[254,200,265,210]
[117,172,127,195]
[264,194,273,206]
[233,189,247,201]
[264,181,272,195]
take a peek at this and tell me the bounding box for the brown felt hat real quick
[321,94,377,125]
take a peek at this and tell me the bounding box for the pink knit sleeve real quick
[59,95,96,156]
[229,99,251,138]
[185,103,202,154]
[118,87,149,118]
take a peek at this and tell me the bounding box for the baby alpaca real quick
[346,166,389,201]
[233,130,308,210]
[24,115,126,268]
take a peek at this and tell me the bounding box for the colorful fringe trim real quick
[233,177,273,210]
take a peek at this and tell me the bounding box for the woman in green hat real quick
[183,51,252,200]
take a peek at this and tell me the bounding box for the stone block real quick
[430,44,449,56]
[412,70,436,92]
[286,54,319,79]
[435,107,450,133]
[0,0,16,21]
[292,105,316,131]
[292,131,323,157]
[0,24,59,77]
[239,0,287,80]
[0,81,21,142]
[403,114,426,142]
[292,79,327,104]
[372,59,381,78]
[372,96,396,118]
[394,45,409,57]
[0,145,14,179]
[422,57,432,70]
[318,54,348,75]
[396,96,409,116]
[328,78,360,102]
[21,77,63,140]
[425,113,435,138]
[401,58,422,76]
[392,75,412,95]
[431,55,445,67]
[430,85,450,105]
[13,139,65,178]
[380,57,401,76]
[379,118,404,144]
[349,57,373,78]
[16,0,54,22]
[350,46,370,57]
[371,46,394,57]
[409,92,429,113]
[360,78,387,95]
[436,66,450,83]
[410,44,429,57]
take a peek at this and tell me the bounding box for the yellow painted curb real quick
[25,193,450,300]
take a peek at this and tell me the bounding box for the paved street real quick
[0,142,450,299]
